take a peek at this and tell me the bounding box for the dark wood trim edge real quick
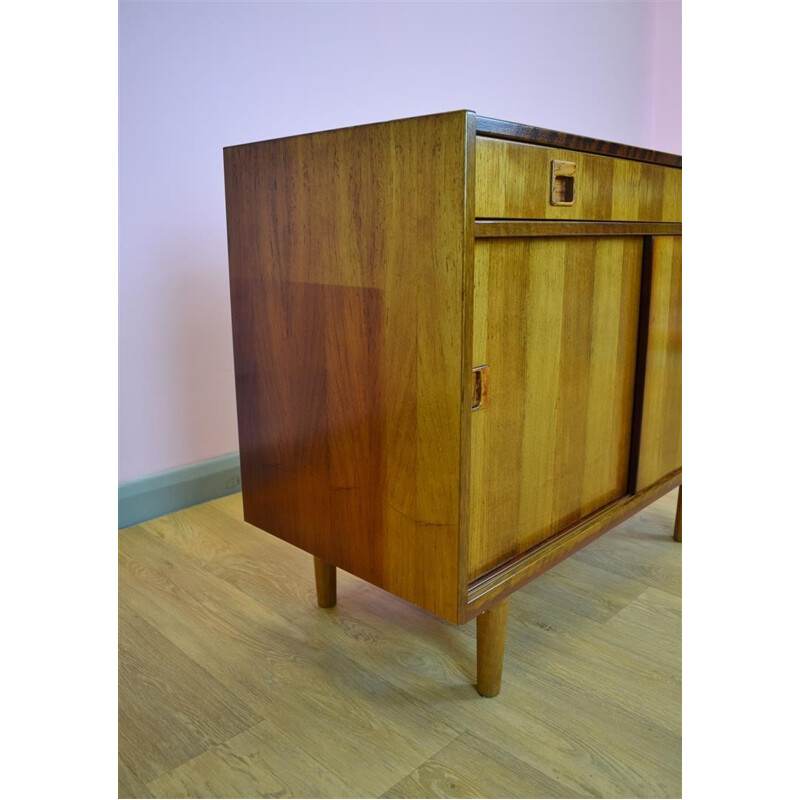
[628,236,655,493]
[476,116,682,169]
[474,221,682,238]
[457,111,478,624]
[463,469,682,620]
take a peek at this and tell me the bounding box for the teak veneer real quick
[224,110,682,696]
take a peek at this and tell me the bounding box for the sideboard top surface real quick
[224,110,682,169]
[474,115,681,169]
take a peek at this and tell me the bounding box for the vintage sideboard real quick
[223,111,681,697]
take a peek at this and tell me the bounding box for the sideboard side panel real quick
[224,112,468,622]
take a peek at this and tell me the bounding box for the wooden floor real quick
[119,489,681,799]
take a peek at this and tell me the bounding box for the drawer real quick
[475,136,681,222]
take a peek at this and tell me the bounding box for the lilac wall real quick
[649,0,682,154]
[119,0,681,483]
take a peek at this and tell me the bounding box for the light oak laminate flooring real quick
[119,489,681,798]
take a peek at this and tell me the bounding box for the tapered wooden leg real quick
[673,486,682,543]
[314,557,336,608]
[476,598,509,697]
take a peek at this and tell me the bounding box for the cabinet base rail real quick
[311,482,681,697]
[465,470,682,619]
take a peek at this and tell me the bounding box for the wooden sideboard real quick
[224,111,681,697]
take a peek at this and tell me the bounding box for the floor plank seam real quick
[120,492,681,799]
[141,717,271,791]
[376,731,468,798]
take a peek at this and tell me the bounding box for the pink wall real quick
[119,0,681,483]
[649,0,682,154]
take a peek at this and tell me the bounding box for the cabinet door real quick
[636,236,682,489]
[468,237,642,580]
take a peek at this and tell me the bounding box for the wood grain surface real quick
[474,220,682,238]
[120,506,459,797]
[476,598,510,697]
[468,237,642,579]
[314,557,337,608]
[466,469,681,618]
[637,236,682,489]
[225,111,470,622]
[118,608,260,784]
[381,731,571,798]
[119,490,681,798]
[475,115,682,168]
[225,111,682,629]
[475,137,681,222]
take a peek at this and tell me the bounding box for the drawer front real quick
[468,237,642,580]
[475,137,682,222]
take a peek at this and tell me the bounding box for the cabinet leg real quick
[476,597,510,697]
[314,557,337,608]
[673,486,682,543]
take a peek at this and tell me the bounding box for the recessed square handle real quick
[551,160,576,206]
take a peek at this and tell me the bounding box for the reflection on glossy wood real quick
[469,237,642,579]
[225,111,469,622]
[637,236,682,489]
[475,137,682,221]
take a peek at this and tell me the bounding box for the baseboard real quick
[118,452,241,529]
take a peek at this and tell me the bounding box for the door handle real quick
[472,365,490,411]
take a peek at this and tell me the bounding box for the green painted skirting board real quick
[119,452,241,529]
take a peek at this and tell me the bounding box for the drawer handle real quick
[551,160,576,206]
[472,365,489,411]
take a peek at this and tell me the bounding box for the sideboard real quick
[224,111,681,696]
